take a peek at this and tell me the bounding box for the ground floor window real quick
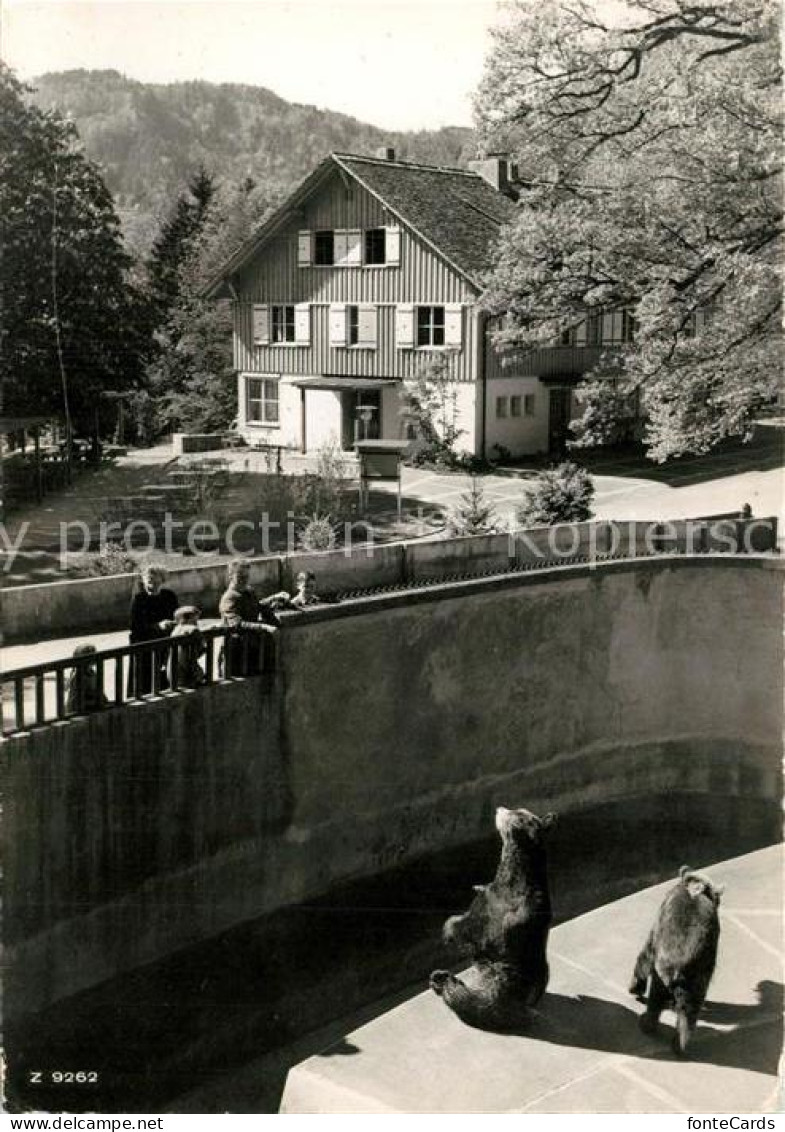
[246,377,279,424]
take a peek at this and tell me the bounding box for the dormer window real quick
[314,231,334,265]
[365,228,386,265]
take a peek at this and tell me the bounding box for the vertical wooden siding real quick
[233,168,478,382]
[235,303,478,384]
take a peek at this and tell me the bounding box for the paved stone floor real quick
[279,846,783,1114]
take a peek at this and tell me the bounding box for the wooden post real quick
[33,426,43,503]
[300,388,307,454]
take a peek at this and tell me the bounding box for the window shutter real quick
[395,304,415,349]
[358,304,377,348]
[252,304,270,345]
[297,231,312,267]
[329,304,347,347]
[444,304,463,347]
[295,303,311,345]
[385,226,401,265]
[345,230,362,266]
[602,312,615,342]
[334,230,349,266]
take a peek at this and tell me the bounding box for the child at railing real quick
[66,644,109,714]
[169,605,207,688]
[289,570,322,608]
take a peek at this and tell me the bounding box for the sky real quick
[1,0,505,129]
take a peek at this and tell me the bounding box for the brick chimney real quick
[468,155,519,198]
[375,146,396,162]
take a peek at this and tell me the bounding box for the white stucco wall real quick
[485,377,549,457]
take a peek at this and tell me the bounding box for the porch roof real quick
[290,377,399,391]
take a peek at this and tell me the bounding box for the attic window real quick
[365,229,386,265]
[314,231,334,265]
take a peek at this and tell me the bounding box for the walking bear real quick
[630,865,723,1055]
[430,805,557,1031]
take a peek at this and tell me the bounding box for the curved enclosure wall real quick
[3,557,782,1019]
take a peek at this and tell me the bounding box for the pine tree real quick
[448,476,499,535]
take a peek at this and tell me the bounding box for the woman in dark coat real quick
[128,565,179,695]
[219,560,284,677]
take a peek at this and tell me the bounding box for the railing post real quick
[35,675,46,725]
[55,668,66,719]
[170,639,179,692]
[151,644,162,696]
[14,678,25,732]
[96,658,105,707]
[115,656,124,705]
[205,634,215,683]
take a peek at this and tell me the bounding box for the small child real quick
[170,605,206,688]
[289,570,321,609]
[66,644,109,714]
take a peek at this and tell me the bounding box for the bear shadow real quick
[524,980,782,1074]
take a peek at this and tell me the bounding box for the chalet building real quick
[205,148,642,459]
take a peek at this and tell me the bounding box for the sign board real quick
[361,451,400,481]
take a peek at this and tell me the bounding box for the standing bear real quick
[630,865,723,1055]
[430,805,557,1031]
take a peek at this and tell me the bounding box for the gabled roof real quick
[335,154,517,284]
[203,152,518,299]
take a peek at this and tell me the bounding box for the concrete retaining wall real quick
[4,517,777,645]
[3,556,781,1019]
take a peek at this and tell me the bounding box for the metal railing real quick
[0,626,275,737]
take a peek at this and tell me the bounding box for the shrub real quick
[298,513,338,551]
[69,542,140,577]
[516,462,594,526]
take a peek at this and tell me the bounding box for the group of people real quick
[65,560,323,714]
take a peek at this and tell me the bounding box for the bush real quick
[447,477,499,536]
[69,542,140,577]
[516,462,594,526]
[298,513,338,551]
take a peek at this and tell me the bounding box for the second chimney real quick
[375,146,396,162]
[468,155,517,197]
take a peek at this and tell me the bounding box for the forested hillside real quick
[30,70,475,249]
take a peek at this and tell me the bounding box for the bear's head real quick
[495,805,557,847]
[679,865,724,905]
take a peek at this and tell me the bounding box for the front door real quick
[341,390,382,451]
[548,387,572,456]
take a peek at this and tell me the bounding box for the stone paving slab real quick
[280,846,783,1114]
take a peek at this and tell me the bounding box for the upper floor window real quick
[298,226,400,267]
[271,304,296,343]
[586,314,602,346]
[496,396,508,419]
[417,305,445,347]
[524,393,536,417]
[246,377,279,425]
[365,228,387,265]
[314,231,334,266]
